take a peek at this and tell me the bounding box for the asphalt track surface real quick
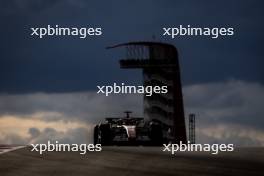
[0,146,263,176]
[0,145,25,155]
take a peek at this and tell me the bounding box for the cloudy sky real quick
[0,0,263,146]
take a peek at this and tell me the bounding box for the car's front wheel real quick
[94,124,112,145]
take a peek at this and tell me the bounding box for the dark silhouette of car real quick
[93,111,163,146]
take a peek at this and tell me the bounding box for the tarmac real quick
[0,146,263,176]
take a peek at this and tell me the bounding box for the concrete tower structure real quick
[108,42,187,143]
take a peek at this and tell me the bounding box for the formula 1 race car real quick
[93,111,163,146]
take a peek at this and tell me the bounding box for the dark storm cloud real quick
[0,0,263,93]
[0,127,91,145]
[0,92,143,123]
[28,127,41,138]
[1,80,264,146]
[184,80,264,130]
[0,133,26,145]
[29,127,92,144]
[1,81,263,131]
[0,0,60,15]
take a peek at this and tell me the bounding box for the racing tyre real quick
[149,123,163,146]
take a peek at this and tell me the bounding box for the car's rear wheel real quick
[149,122,163,146]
